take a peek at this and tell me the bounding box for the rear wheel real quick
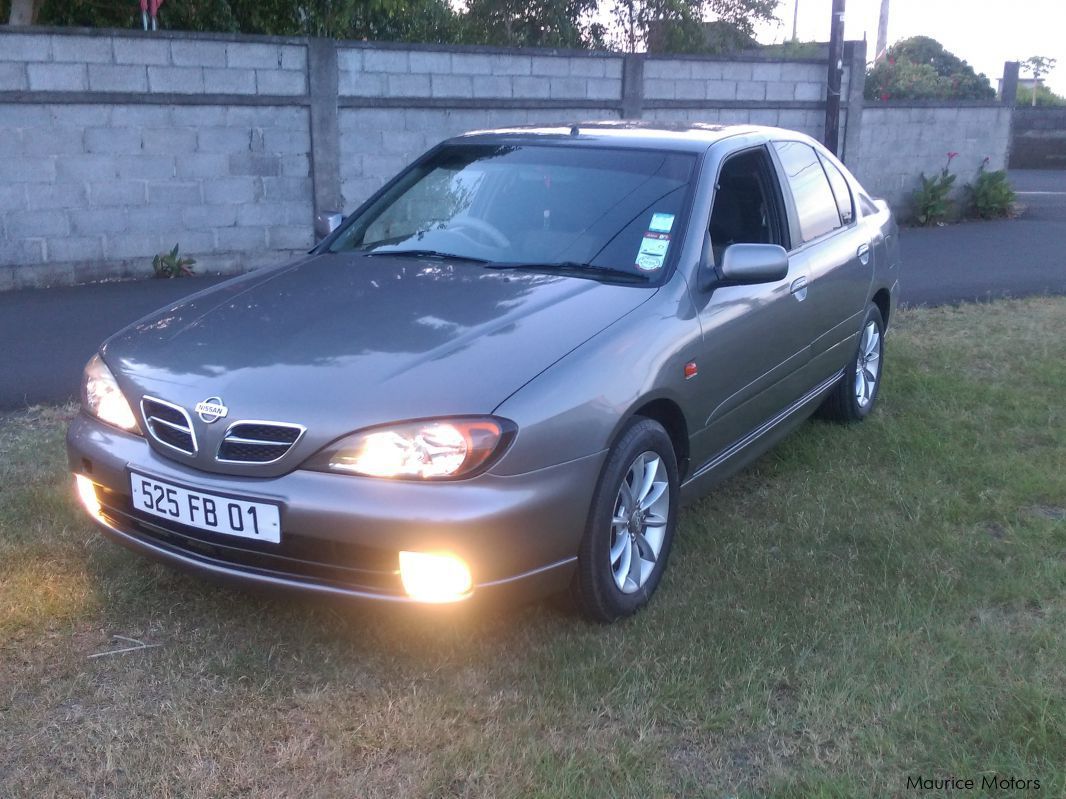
[819,302,885,423]
[572,418,679,623]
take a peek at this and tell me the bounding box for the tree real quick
[1021,56,1058,107]
[7,0,43,25]
[30,0,466,42]
[865,35,995,101]
[460,0,605,48]
[1016,83,1066,107]
[608,0,776,54]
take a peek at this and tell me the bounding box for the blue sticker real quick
[649,213,675,233]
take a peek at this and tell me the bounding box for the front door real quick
[687,146,813,469]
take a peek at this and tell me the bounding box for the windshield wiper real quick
[361,249,490,263]
[483,261,650,283]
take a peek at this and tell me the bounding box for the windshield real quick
[329,143,697,279]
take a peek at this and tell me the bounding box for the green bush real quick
[866,36,995,101]
[1015,84,1066,106]
[965,161,1016,219]
[911,153,958,225]
[152,243,196,279]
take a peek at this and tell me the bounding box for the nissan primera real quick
[68,123,900,621]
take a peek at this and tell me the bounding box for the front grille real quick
[141,397,196,455]
[217,421,304,464]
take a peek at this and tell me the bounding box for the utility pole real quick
[791,0,799,42]
[876,0,889,60]
[824,0,846,155]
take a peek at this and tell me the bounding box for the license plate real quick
[130,472,281,544]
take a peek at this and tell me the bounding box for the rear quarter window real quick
[819,154,854,225]
[772,141,842,244]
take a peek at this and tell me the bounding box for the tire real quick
[571,417,680,623]
[819,302,886,423]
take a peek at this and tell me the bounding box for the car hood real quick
[104,253,656,474]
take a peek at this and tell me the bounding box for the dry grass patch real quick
[1,298,1065,797]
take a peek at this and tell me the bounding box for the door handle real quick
[857,243,870,265]
[789,276,808,302]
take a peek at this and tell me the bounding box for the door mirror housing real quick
[314,211,344,241]
[718,243,789,284]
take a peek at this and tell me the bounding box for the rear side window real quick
[772,141,841,244]
[819,154,854,225]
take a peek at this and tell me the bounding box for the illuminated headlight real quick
[305,417,513,480]
[82,353,140,434]
[399,551,472,602]
[74,474,103,520]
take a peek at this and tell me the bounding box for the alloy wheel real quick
[609,451,670,594]
[854,320,881,408]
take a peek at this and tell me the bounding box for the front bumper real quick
[68,413,605,603]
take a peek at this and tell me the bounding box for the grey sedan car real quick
[68,122,900,621]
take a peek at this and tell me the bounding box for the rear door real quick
[770,141,872,380]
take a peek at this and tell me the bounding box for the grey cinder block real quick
[409,51,452,74]
[363,49,409,73]
[0,33,52,61]
[88,64,149,92]
[51,35,113,64]
[171,40,229,67]
[147,66,205,93]
[0,62,28,90]
[204,67,256,95]
[226,43,281,70]
[27,63,87,91]
[490,55,531,76]
[113,37,171,66]
[229,153,282,176]
[255,69,306,95]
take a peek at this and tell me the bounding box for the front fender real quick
[490,274,703,476]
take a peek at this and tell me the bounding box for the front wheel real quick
[572,417,679,623]
[819,302,885,423]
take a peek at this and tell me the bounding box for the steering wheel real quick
[448,216,511,249]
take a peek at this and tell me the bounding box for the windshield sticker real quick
[649,213,675,233]
[636,232,670,271]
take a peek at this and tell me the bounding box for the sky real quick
[757,0,1066,94]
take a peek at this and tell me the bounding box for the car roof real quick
[446,121,805,154]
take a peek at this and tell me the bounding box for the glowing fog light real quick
[399,551,473,603]
[74,474,102,520]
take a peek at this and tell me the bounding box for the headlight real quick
[305,417,513,480]
[82,353,140,434]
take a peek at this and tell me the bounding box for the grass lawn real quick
[1,298,1064,798]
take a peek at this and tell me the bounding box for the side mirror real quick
[718,243,789,284]
[314,211,344,241]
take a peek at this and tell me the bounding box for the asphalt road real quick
[2,170,1064,411]
[899,169,1066,306]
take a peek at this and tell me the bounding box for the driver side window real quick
[363,167,483,246]
[708,148,786,264]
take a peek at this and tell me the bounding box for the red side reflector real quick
[684,362,698,379]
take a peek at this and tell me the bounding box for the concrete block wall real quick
[853,104,1013,215]
[643,58,832,104]
[335,44,624,207]
[339,107,621,208]
[1010,107,1066,169]
[0,30,314,289]
[0,28,1013,289]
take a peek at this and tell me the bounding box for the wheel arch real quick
[607,394,691,482]
[872,287,892,330]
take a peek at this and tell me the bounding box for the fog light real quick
[74,474,102,519]
[398,551,472,603]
